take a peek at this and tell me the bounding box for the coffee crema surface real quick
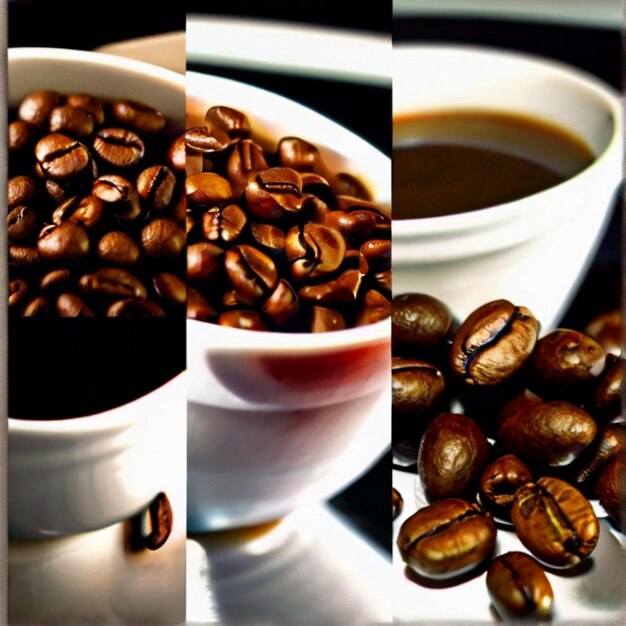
[393,110,595,219]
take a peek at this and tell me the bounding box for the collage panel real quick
[184,4,393,625]
[6,2,187,624]
[391,2,625,624]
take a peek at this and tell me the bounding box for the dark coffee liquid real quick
[9,319,185,419]
[393,110,595,219]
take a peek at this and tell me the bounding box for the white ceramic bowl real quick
[7,47,187,538]
[392,44,623,330]
[186,71,391,532]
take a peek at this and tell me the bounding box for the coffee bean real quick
[511,476,599,567]
[202,204,247,244]
[218,309,267,330]
[451,299,540,386]
[396,498,496,578]
[79,267,147,300]
[111,99,166,135]
[98,231,141,265]
[7,205,38,243]
[126,492,173,552]
[93,127,145,168]
[486,551,553,620]
[479,454,533,515]
[285,223,346,281]
[35,133,92,181]
[107,298,166,317]
[136,165,176,210]
[37,222,90,261]
[140,218,185,259]
[56,292,95,317]
[49,103,95,137]
[594,454,626,531]
[418,412,490,501]
[392,487,404,520]
[18,89,62,128]
[204,105,250,139]
[8,175,37,209]
[391,356,446,415]
[224,244,278,303]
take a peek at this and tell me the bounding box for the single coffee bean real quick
[356,289,392,326]
[136,165,176,210]
[245,167,305,221]
[261,279,299,328]
[40,268,72,292]
[185,125,233,153]
[202,204,247,244]
[107,298,166,317]
[66,93,106,125]
[167,133,187,173]
[396,498,496,578]
[511,476,599,567]
[52,194,104,229]
[22,295,50,317]
[226,138,270,198]
[37,221,90,261]
[277,136,321,172]
[56,292,95,317]
[310,305,346,333]
[224,244,278,303]
[79,267,147,300]
[418,412,490,501]
[486,551,553,620]
[573,422,626,487]
[7,205,38,243]
[186,171,233,207]
[35,133,93,181]
[110,99,166,135]
[285,223,346,281]
[18,89,62,128]
[593,355,623,418]
[98,231,141,265]
[187,287,219,322]
[153,272,186,307]
[9,120,36,153]
[392,487,404,520]
[49,103,95,137]
[126,491,173,552]
[451,299,539,386]
[392,293,454,353]
[8,279,29,310]
[594,455,626,531]
[9,244,40,267]
[530,328,606,399]
[479,454,533,515]
[8,175,37,209]
[218,309,268,330]
[498,396,598,468]
[140,218,185,259]
[187,241,224,281]
[93,127,145,168]
[205,105,250,139]
[392,356,446,415]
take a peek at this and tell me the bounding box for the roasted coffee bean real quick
[594,455,626,531]
[396,498,496,578]
[187,287,218,321]
[298,268,362,304]
[136,165,176,210]
[56,292,95,317]
[249,222,286,258]
[530,328,606,399]
[418,412,490,501]
[8,205,38,243]
[392,356,446,415]
[479,454,533,515]
[202,204,247,244]
[186,172,232,207]
[35,133,92,181]
[486,551,553,620]
[18,89,62,128]
[511,476,599,567]
[498,395,597,468]
[93,127,145,168]
[218,309,267,330]
[205,105,250,139]
[356,289,391,326]
[153,272,186,307]
[245,167,306,221]
[9,279,29,310]
[40,268,72,292]
[261,279,299,327]
[140,218,185,259]
[79,267,147,300]
[66,93,105,125]
[226,139,270,198]
[285,223,346,281]
[392,487,404,520]
[185,125,233,153]
[126,491,173,552]
[392,293,454,353]
[22,295,50,317]
[167,133,187,173]
[187,241,224,281]
[37,222,90,261]
[310,306,346,333]
[224,244,278,303]
[111,99,166,135]
[451,299,539,386]
[52,195,104,229]
[9,244,40,267]
[277,136,321,172]
[574,422,626,486]
[9,120,36,153]
[92,174,142,221]
[107,298,166,317]
[8,175,37,209]
[584,308,622,357]
[98,231,141,265]
[593,355,623,418]
[49,103,95,137]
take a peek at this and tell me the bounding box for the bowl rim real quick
[391,42,623,237]
[7,46,186,92]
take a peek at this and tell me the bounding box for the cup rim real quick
[8,371,186,435]
[391,42,623,237]
[8,45,185,91]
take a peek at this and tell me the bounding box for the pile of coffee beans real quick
[392,294,623,620]
[184,105,391,332]
[8,90,186,317]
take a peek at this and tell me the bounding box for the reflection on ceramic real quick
[186,15,390,86]
[393,469,626,623]
[392,44,622,332]
[7,48,186,539]
[187,503,391,625]
[185,70,391,531]
[393,0,623,30]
